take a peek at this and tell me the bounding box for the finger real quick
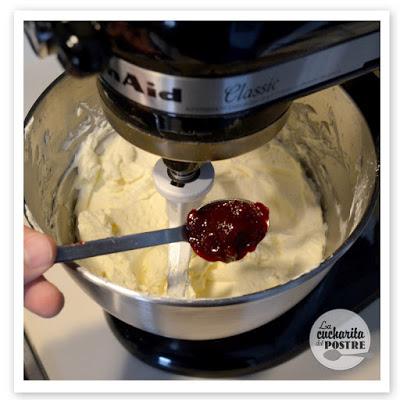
[24,276,64,318]
[24,226,56,284]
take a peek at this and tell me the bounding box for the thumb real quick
[24,226,56,284]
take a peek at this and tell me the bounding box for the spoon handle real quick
[55,226,187,263]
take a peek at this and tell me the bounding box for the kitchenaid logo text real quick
[106,68,182,103]
[105,66,280,108]
[224,78,280,104]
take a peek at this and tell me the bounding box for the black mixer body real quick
[25,21,379,170]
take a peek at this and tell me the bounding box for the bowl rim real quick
[24,72,380,308]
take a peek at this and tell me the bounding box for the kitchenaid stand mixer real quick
[25,21,379,294]
[24,21,380,375]
[25,21,379,174]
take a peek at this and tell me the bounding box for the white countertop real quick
[23,36,380,380]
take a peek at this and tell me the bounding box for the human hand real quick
[24,226,64,317]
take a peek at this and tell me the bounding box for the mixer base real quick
[105,213,379,378]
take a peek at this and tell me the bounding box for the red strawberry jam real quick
[185,200,269,263]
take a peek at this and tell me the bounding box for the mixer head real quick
[25,21,379,181]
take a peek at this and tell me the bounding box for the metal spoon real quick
[55,199,267,265]
[55,225,187,264]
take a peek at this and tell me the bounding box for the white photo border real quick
[14,9,390,394]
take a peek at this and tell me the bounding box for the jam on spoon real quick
[185,199,270,263]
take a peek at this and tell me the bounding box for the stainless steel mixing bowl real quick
[24,74,378,340]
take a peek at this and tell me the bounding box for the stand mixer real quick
[24,21,380,374]
[25,21,379,165]
[25,21,379,293]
